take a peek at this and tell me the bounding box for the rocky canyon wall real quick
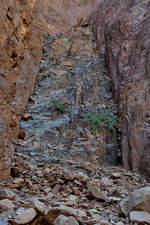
[0,0,100,181]
[0,0,42,181]
[89,0,150,178]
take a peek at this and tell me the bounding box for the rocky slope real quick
[0,152,150,225]
[0,0,100,181]
[15,25,118,168]
[89,0,150,178]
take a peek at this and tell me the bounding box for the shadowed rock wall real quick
[89,0,150,177]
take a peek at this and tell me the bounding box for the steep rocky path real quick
[0,17,150,225]
[15,23,119,168]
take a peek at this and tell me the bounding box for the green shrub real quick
[50,100,66,113]
[43,35,53,41]
[86,110,118,134]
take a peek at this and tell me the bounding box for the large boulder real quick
[120,187,150,216]
[89,0,150,177]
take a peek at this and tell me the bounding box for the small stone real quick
[11,167,20,177]
[23,113,33,121]
[44,206,86,224]
[84,219,100,225]
[0,199,15,210]
[33,199,45,214]
[14,208,37,224]
[101,178,113,186]
[69,195,77,202]
[99,220,111,225]
[111,172,120,179]
[9,178,24,188]
[54,215,79,225]
[43,187,51,195]
[63,172,74,181]
[0,189,15,200]
[72,187,79,195]
[52,184,61,194]
[116,222,124,225]
[87,209,98,216]
[108,197,121,203]
[36,170,43,178]
[130,211,150,224]
[87,181,107,200]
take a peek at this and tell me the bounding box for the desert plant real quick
[50,100,66,113]
[86,110,118,134]
[43,35,53,41]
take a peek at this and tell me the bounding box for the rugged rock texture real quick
[89,0,150,177]
[0,0,42,181]
[33,0,100,34]
[0,0,100,181]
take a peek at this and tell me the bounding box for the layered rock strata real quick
[89,0,150,177]
[0,0,101,181]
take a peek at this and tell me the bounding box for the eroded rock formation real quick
[0,0,100,181]
[0,0,42,181]
[89,0,150,177]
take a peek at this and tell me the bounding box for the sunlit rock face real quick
[0,0,41,181]
[0,0,100,181]
[89,0,150,178]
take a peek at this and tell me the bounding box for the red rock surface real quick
[0,0,100,181]
[89,0,150,177]
[0,0,42,181]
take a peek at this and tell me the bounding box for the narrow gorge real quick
[0,0,150,225]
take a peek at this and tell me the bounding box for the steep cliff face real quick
[0,0,42,181]
[0,0,100,181]
[89,0,150,177]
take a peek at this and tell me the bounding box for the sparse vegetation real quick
[86,110,118,134]
[43,35,53,41]
[50,100,66,113]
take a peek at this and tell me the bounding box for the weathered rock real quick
[9,178,24,188]
[14,208,37,224]
[54,215,79,225]
[99,220,111,225]
[130,211,150,224]
[87,181,107,200]
[0,0,41,181]
[22,113,33,121]
[32,198,45,214]
[44,206,86,225]
[0,189,15,200]
[116,222,124,225]
[89,0,150,177]
[63,172,74,181]
[0,199,15,210]
[120,187,150,216]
